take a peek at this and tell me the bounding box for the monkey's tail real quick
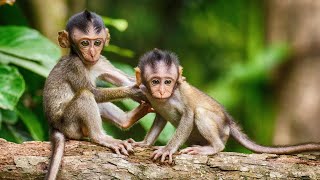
[227,114,320,154]
[45,129,65,180]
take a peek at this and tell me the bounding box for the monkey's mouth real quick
[152,95,171,101]
[84,59,98,65]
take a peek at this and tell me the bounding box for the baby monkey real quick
[132,49,320,164]
[44,11,150,180]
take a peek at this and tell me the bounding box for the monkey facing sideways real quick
[131,49,320,164]
[43,11,151,180]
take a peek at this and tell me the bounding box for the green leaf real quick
[0,124,23,143]
[0,65,25,110]
[1,109,18,125]
[0,26,60,68]
[104,45,135,58]
[16,104,45,141]
[102,17,128,32]
[0,53,51,77]
[0,110,2,129]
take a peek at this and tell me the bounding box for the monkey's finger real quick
[179,148,192,154]
[123,141,134,154]
[151,151,158,160]
[168,153,173,164]
[111,146,121,155]
[161,152,168,163]
[187,151,198,155]
[118,144,129,156]
[152,151,162,161]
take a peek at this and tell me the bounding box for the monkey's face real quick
[72,26,107,65]
[144,62,178,100]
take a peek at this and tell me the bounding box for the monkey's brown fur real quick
[133,49,320,164]
[44,11,150,180]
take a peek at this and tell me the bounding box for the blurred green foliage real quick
[0,26,60,142]
[0,1,290,153]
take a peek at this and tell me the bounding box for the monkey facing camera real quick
[43,10,151,180]
[131,48,320,164]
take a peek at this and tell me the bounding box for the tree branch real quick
[0,138,319,179]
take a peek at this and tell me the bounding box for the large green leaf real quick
[1,109,18,125]
[16,104,45,141]
[104,45,135,58]
[0,26,60,65]
[0,110,2,129]
[0,124,23,143]
[0,65,25,110]
[0,53,51,77]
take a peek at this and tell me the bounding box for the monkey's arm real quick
[152,110,194,163]
[99,102,152,129]
[92,86,142,103]
[100,60,136,86]
[143,114,167,145]
[129,114,167,146]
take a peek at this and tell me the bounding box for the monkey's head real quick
[135,49,183,100]
[58,10,110,65]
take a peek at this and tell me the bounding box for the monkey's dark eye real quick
[94,40,102,46]
[151,79,160,85]
[164,80,172,85]
[80,40,89,46]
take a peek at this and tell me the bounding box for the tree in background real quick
[268,0,320,144]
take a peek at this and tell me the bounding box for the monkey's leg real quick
[180,108,229,155]
[98,102,152,129]
[62,89,132,155]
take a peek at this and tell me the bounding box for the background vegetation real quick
[0,0,317,153]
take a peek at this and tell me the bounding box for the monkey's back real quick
[43,56,77,125]
[179,82,226,118]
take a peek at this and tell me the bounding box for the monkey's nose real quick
[90,48,95,58]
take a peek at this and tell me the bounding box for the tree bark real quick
[267,0,320,145]
[0,138,319,179]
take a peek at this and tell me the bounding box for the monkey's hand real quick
[140,100,154,113]
[127,138,151,147]
[129,85,148,102]
[151,146,176,164]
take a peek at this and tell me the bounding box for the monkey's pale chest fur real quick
[88,57,111,85]
[148,87,185,126]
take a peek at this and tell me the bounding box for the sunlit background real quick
[0,0,319,153]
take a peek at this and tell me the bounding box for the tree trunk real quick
[267,0,320,144]
[0,138,319,179]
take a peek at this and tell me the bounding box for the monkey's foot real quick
[179,145,219,155]
[151,146,176,164]
[94,137,133,156]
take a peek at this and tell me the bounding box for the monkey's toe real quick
[179,146,219,155]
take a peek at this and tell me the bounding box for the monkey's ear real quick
[178,66,184,83]
[135,67,142,86]
[105,28,111,46]
[58,30,70,48]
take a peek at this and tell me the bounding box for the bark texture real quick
[267,0,320,144]
[0,138,319,179]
